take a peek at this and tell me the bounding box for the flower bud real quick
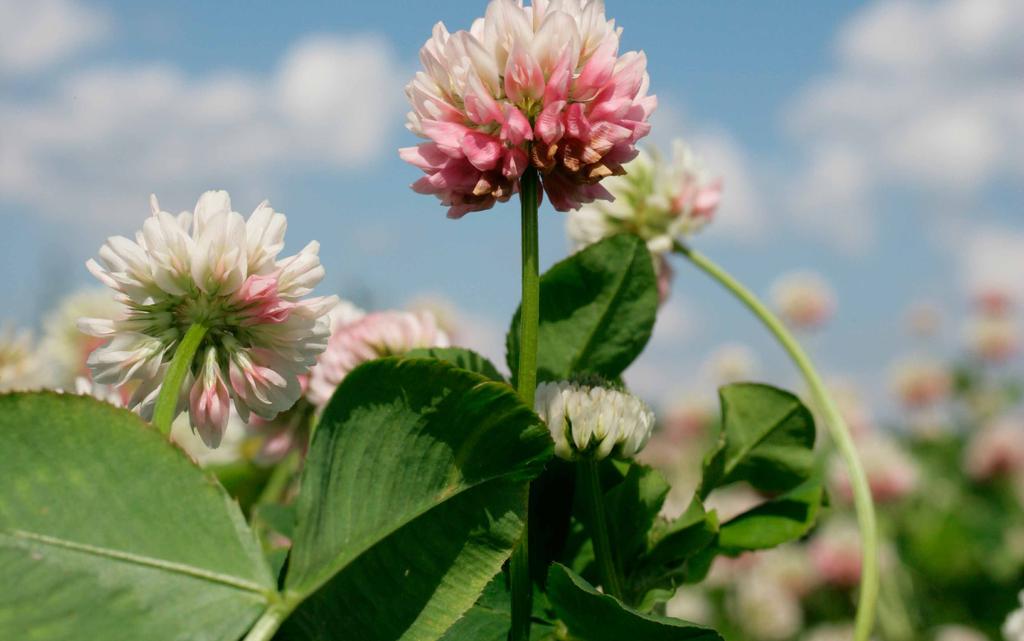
[534,381,654,461]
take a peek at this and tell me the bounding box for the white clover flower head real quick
[79,191,337,447]
[534,380,654,461]
[1005,590,1024,641]
[307,308,449,408]
[567,139,722,255]
[40,288,122,387]
[770,271,837,330]
[0,327,46,392]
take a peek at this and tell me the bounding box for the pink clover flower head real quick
[829,436,918,504]
[79,191,336,447]
[400,0,656,217]
[964,416,1024,481]
[769,271,837,330]
[888,356,953,410]
[308,309,450,408]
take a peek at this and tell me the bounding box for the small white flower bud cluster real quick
[534,381,654,461]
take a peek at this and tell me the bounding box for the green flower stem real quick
[510,166,540,641]
[241,597,299,641]
[580,458,625,600]
[152,323,208,436]
[675,243,879,641]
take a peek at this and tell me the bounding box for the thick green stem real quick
[152,323,208,436]
[580,458,624,600]
[675,243,879,641]
[241,598,298,641]
[510,167,541,641]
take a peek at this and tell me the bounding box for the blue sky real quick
[1,0,1021,416]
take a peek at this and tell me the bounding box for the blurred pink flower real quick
[809,519,862,589]
[400,0,655,217]
[769,271,836,330]
[830,436,918,503]
[308,309,449,407]
[974,286,1014,318]
[965,315,1019,364]
[888,356,952,410]
[964,417,1024,481]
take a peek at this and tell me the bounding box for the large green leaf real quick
[0,392,275,641]
[717,477,824,553]
[546,564,722,641]
[277,357,552,641]
[439,572,558,641]
[699,383,816,498]
[405,347,505,382]
[507,234,658,383]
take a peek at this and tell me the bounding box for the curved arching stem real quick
[675,242,879,641]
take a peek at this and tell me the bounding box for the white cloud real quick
[0,33,405,229]
[784,0,1024,250]
[0,0,110,74]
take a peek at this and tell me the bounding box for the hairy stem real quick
[580,458,624,600]
[676,243,879,641]
[510,167,540,641]
[152,323,208,436]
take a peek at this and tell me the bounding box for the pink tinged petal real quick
[504,42,545,105]
[536,100,567,145]
[693,179,723,218]
[460,132,503,171]
[461,32,501,94]
[399,143,450,171]
[463,72,505,126]
[564,103,591,140]
[532,11,580,72]
[588,96,631,123]
[412,176,442,195]
[421,120,473,150]
[447,202,491,219]
[609,51,648,100]
[503,147,528,179]
[573,38,618,101]
[500,106,533,145]
[543,46,573,104]
[189,349,230,448]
